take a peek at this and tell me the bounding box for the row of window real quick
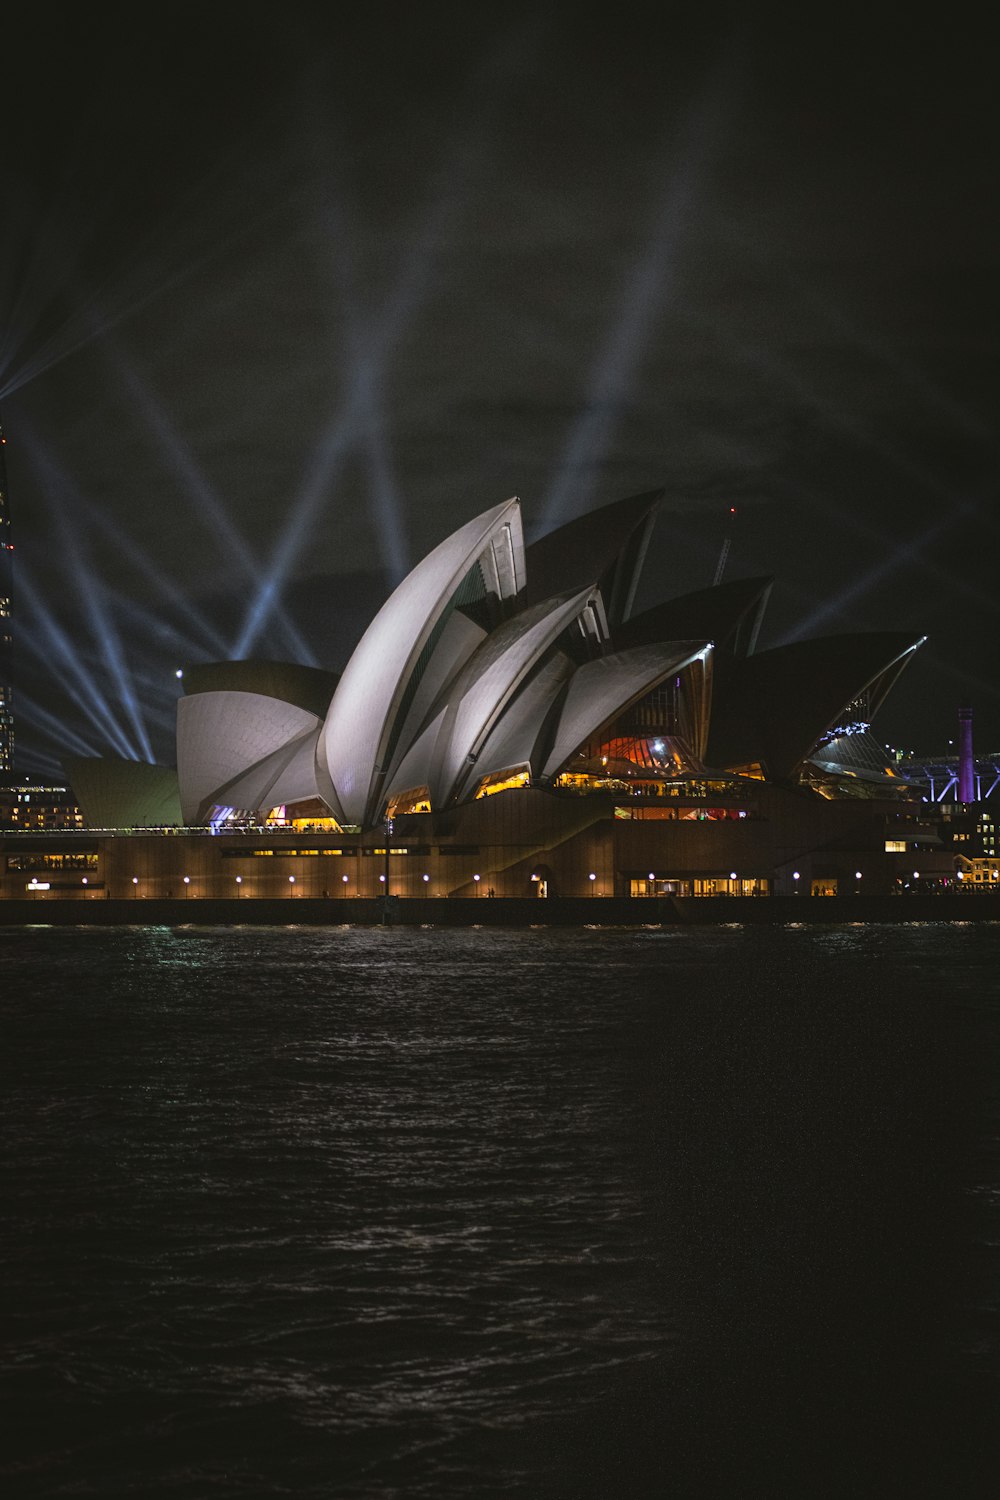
[6,852,99,871]
[629,876,770,897]
[220,844,478,859]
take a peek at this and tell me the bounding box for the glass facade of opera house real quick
[2,492,988,902]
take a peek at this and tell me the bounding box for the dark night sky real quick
[2,2,996,776]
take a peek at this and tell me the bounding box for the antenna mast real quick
[712,506,737,587]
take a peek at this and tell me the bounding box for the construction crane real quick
[712,506,737,587]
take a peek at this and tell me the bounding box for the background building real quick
[0,778,81,830]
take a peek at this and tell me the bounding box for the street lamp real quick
[589,872,596,896]
[288,875,295,896]
[132,876,139,898]
[342,873,349,888]
[236,875,242,897]
[473,873,481,896]
[183,875,190,897]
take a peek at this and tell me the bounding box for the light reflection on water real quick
[1,924,998,1497]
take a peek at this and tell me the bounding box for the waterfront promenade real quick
[1,894,996,926]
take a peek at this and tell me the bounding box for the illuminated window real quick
[385,787,431,817]
[474,767,530,798]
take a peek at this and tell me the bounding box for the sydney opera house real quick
[87,491,923,816]
[6,486,958,907]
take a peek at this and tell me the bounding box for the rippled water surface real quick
[3,923,999,1496]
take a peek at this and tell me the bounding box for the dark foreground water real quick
[2,923,999,1498]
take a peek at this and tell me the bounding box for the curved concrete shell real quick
[460,649,577,792]
[524,489,661,627]
[616,576,773,659]
[383,610,488,788]
[428,587,601,808]
[176,691,322,824]
[706,632,925,780]
[180,660,338,717]
[540,641,713,781]
[807,726,902,785]
[322,498,525,826]
[198,723,325,818]
[63,755,182,829]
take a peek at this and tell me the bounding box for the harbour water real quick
[2,923,999,1496]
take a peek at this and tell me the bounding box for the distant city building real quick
[938,801,997,875]
[0,780,82,830]
[0,415,13,775]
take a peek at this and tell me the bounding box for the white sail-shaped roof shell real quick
[322,498,524,826]
[383,704,450,809]
[382,610,487,789]
[540,642,713,781]
[430,587,599,808]
[460,650,576,792]
[210,723,324,817]
[176,691,322,824]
